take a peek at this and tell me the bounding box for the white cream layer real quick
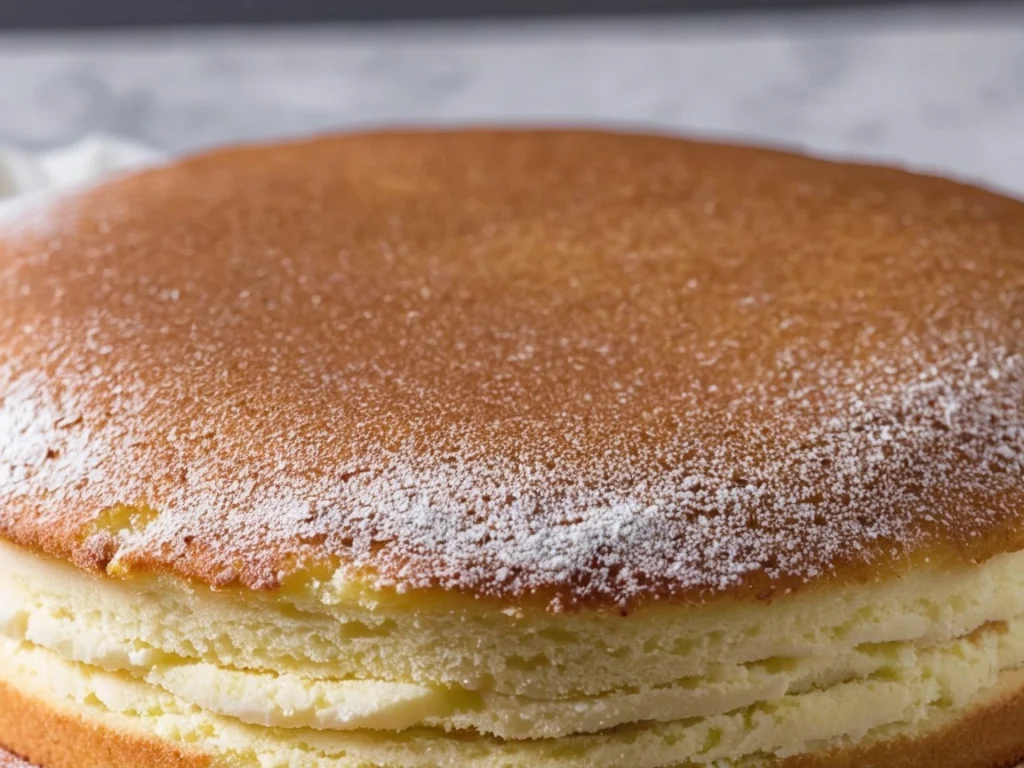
[3,539,1024,764]
[3,628,1024,767]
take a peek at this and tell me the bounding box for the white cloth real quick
[0,135,163,200]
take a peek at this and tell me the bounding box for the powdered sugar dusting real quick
[0,130,1022,610]
[0,748,33,768]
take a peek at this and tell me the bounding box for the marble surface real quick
[0,3,1022,198]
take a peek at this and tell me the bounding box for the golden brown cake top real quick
[0,129,1022,611]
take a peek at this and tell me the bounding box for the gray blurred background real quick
[0,0,1015,27]
[0,1,1022,196]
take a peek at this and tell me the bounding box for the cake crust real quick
[0,129,1021,611]
[0,679,207,768]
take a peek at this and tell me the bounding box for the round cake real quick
[0,129,1022,768]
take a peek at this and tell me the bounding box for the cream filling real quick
[3,625,1024,767]
[1,597,831,737]
[2,539,1024,754]
[7,577,1022,740]
[6,540,1024,701]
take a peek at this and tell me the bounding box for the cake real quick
[0,129,1022,768]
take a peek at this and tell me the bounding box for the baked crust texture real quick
[0,130,1021,611]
